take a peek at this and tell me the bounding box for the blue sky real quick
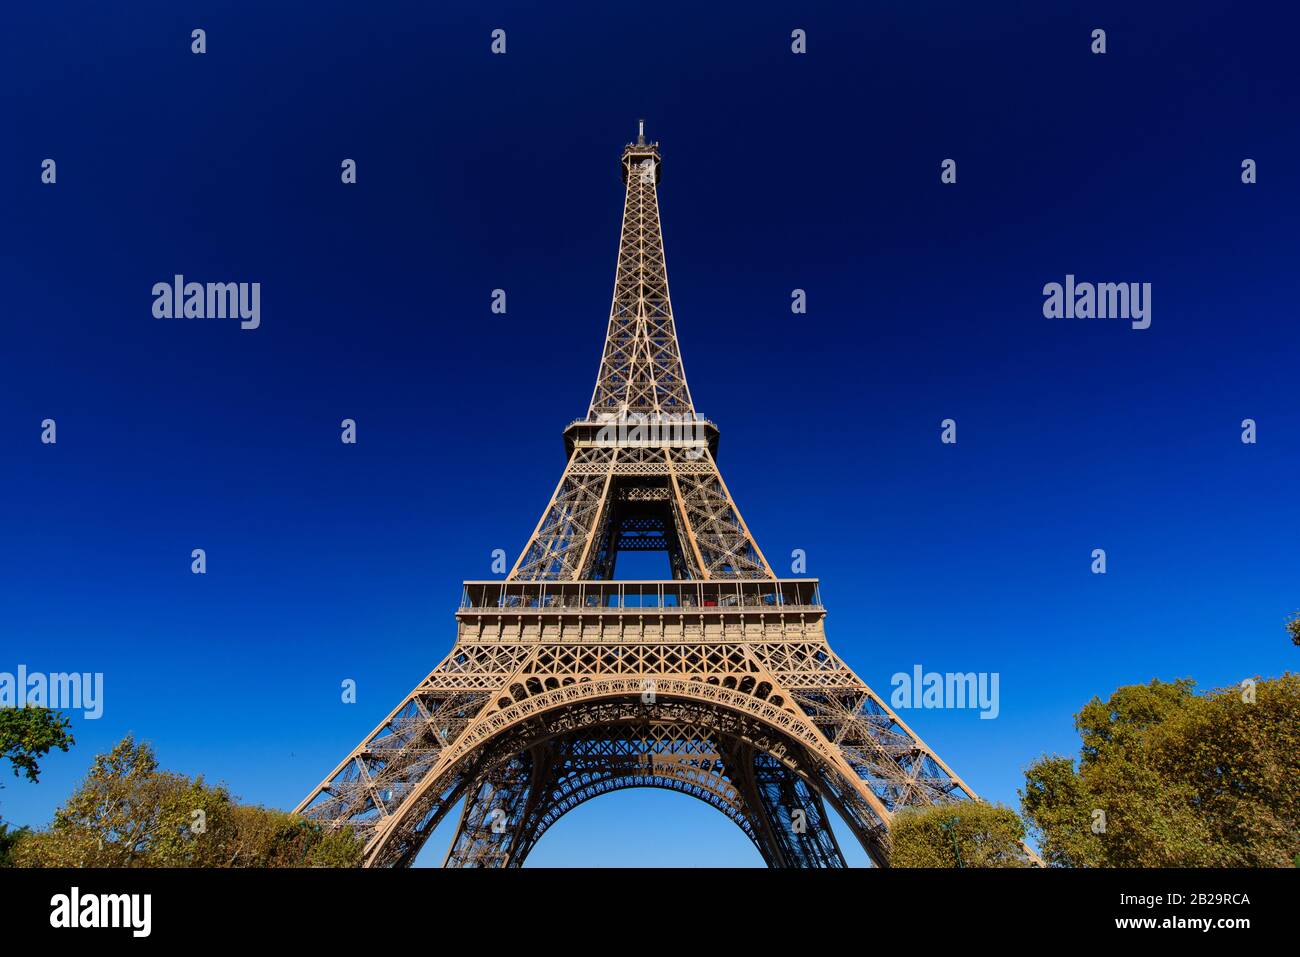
[1,1,1296,866]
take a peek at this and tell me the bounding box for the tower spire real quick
[589,131,688,419]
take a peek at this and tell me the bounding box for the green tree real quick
[1017,756,1105,868]
[0,822,31,867]
[890,801,1034,868]
[1021,675,1300,867]
[1287,612,1300,647]
[0,706,74,866]
[0,707,73,784]
[11,735,362,868]
[223,804,364,867]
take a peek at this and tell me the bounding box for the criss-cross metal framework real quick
[298,126,989,867]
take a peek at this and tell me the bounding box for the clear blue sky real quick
[1,1,1296,866]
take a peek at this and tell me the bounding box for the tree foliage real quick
[9,735,362,868]
[0,822,30,867]
[1021,674,1300,867]
[0,706,73,866]
[890,801,1034,868]
[0,707,73,784]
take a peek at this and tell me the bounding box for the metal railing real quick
[458,579,822,613]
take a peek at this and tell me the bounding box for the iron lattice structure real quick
[298,127,986,867]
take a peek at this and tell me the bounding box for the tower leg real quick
[442,751,537,867]
[724,743,847,867]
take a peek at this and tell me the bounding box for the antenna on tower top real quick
[637,119,646,146]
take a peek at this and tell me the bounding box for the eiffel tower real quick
[297,123,983,867]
